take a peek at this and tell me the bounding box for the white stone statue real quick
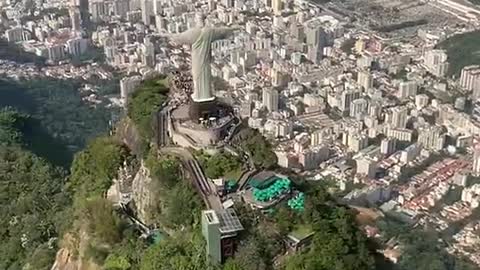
[170,26,237,103]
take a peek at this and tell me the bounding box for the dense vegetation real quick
[236,128,277,169]
[377,218,478,270]
[437,31,480,77]
[0,108,70,270]
[145,148,203,228]
[279,185,376,270]
[197,150,244,179]
[127,76,169,141]
[0,78,115,166]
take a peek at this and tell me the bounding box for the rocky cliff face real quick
[131,161,156,225]
[51,118,156,270]
[115,117,145,157]
[51,230,100,270]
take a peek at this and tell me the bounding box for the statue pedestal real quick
[189,99,219,121]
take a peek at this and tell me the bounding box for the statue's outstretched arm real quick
[169,27,202,45]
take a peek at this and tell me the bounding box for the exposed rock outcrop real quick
[131,161,156,225]
[115,117,145,157]
[51,230,100,270]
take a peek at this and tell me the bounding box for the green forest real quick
[437,31,480,77]
[0,78,116,166]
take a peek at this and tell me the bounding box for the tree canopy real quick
[197,150,243,179]
[237,128,277,169]
[0,108,70,270]
[127,76,169,140]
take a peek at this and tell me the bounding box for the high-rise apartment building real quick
[141,0,153,25]
[66,37,88,57]
[350,98,368,120]
[460,65,480,100]
[398,80,417,99]
[389,106,408,129]
[262,88,279,112]
[417,125,445,151]
[69,8,82,32]
[272,0,282,15]
[424,49,449,77]
[473,149,480,176]
[357,69,373,91]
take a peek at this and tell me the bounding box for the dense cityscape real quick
[2,0,480,268]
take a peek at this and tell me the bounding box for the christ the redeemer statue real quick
[170,26,236,103]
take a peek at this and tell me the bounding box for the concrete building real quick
[89,0,108,23]
[113,0,130,17]
[202,209,244,264]
[299,146,329,170]
[69,8,82,32]
[141,40,155,67]
[460,65,480,100]
[305,23,327,64]
[46,43,66,62]
[357,157,377,179]
[141,0,153,25]
[415,94,429,109]
[262,88,279,112]
[400,143,421,163]
[461,184,480,208]
[417,125,445,151]
[66,37,88,57]
[381,138,396,155]
[6,27,27,42]
[350,98,368,120]
[473,149,480,176]
[348,134,369,152]
[272,0,282,15]
[424,49,449,77]
[357,69,373,91]
[386,127,414,142]
[398,80,417,99]
[339,90,361,112]
[388,106,408,129]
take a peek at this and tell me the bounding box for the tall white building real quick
[460,65,480,100]
[339,90,361,112]
[473,149,480,176]
[398,80,417,99]
[6,27,27,42]
[46,43,66,62]
[69,8,82,32]
[356,157,377,179]
[415,94,429,109]
[424,49,449,77]
[381,138,396,155]
[350,98,368,120]
[357,70,373,91]
[66,37,88,57]
[262,88,279,112]
[272,0,282,15]
[141,0,153,25]
[141,40,155,67]
[389,106,408,129]
[417,125,445,151]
